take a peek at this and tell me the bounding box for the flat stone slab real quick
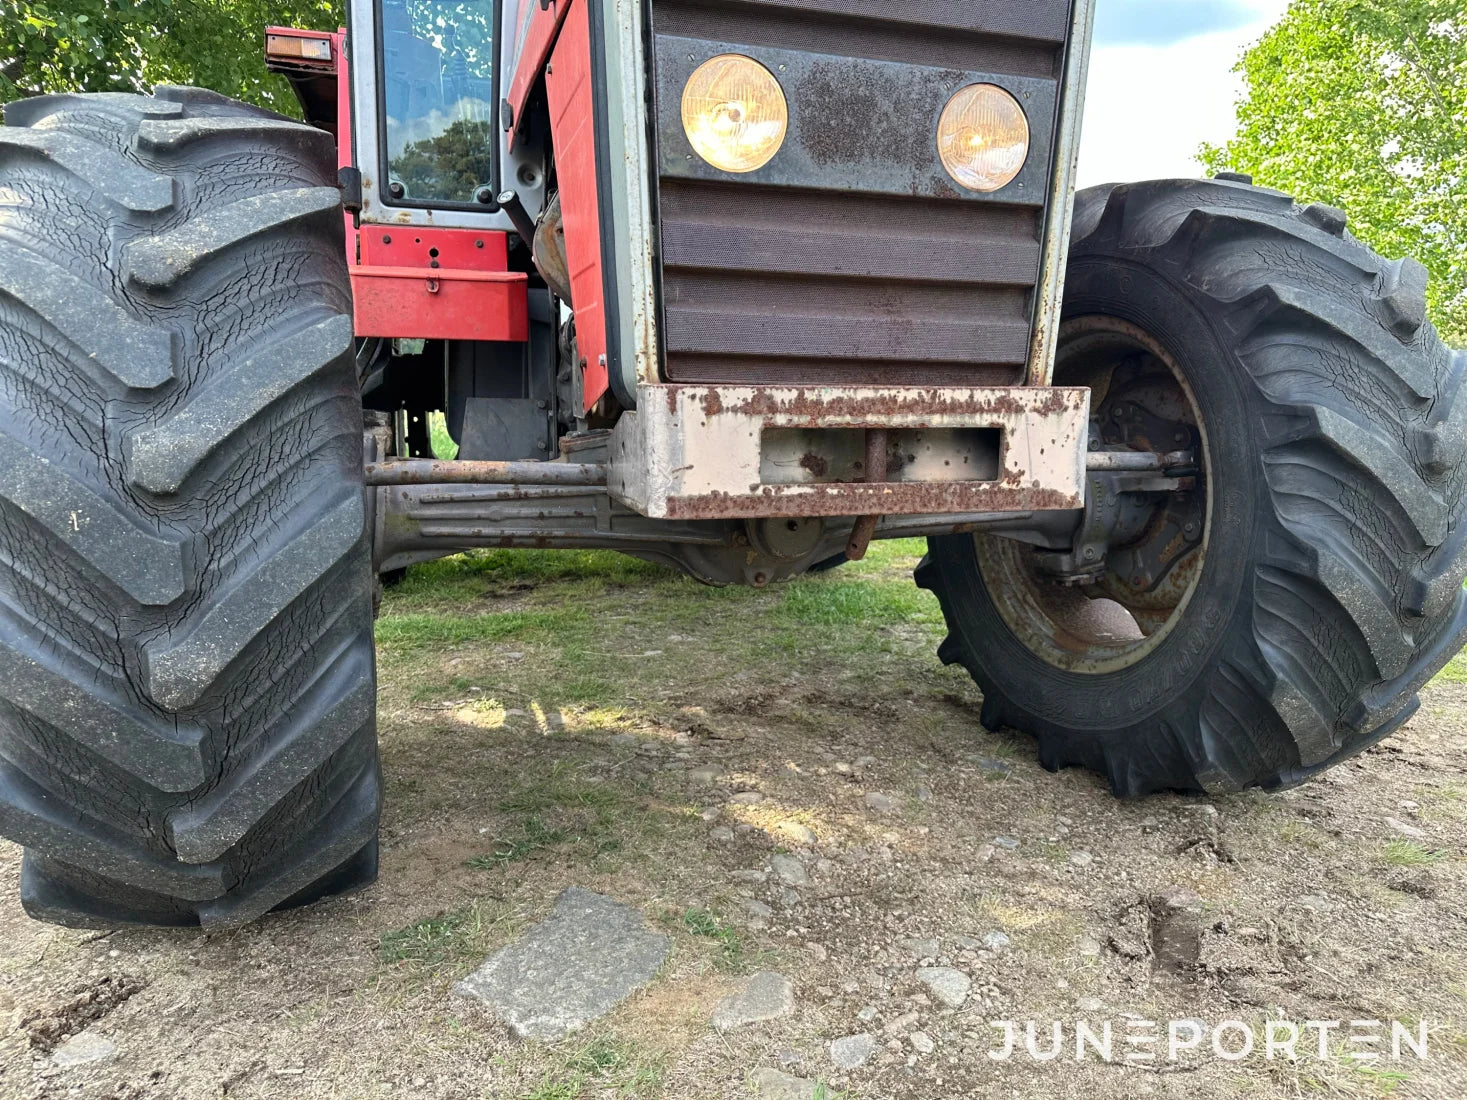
[712,971,795,1032]
[453,887,669,1041]
[52,1031,117,1068]
[750,1067,818,1099]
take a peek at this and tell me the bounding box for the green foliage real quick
[1201,0,1467,345]
[1,0,344,115]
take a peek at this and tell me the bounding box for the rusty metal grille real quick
[651,0,1072,388]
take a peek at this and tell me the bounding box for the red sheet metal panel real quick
[544,0,610,411]
[359,227,510,270]
[506,0,571,151]
[351,267,529,341]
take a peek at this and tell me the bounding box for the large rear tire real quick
[0,87,379,926]
[920,178,1467,795]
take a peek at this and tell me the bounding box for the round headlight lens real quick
[937,84,1030,193]
[681,54,788,174]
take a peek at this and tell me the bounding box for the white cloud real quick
[1075,0,1291,187]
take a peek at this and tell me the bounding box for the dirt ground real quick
[1,542,1465,1100]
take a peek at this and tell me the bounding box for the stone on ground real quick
[52,1031,117,1068]
[771,854,809,887]
[916,966,971,1008]
[453,887,669,1041]
[712,971,795,1032]
[829,1032,877,1070]
[750,1067,819,1100]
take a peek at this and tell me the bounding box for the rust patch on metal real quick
[664,481,1081,521]
[714,386,1085,424]
[701,388,723,417]
[799,453,829,478]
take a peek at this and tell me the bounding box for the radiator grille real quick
[652,0,1071,388]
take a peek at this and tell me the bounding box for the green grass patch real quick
[775,574,941,628]
[1433,651,1467,685]
[379,904,496,972]
[521,1038,664,1099]
[1382,840,1448,866]
[676,907,747,972]
[375,609,585,648]
[429,411,459,460]
[467,817,575,869]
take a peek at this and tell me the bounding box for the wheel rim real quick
[975,316,1213,674]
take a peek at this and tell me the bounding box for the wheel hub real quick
[977,317,1211,673]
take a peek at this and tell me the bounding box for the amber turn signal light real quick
[266,34,332,62]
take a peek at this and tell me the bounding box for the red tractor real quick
[1,0,1462,927]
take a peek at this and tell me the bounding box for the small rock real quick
[778,822,818,846]
[864,792,897,814]
[731,791,765,805]
[975,844,996,862]
[731,869,769,885]
[1069,851,1094,868]
[982,931,1011,953]
[1386,817,1428,840]
[772,854,810,888]
[915,967,971,1008]
[857,1005,879,1023]
[830,1033,877,1071]
[990,836,1020,851]
[742,899,774,921]
[749,1067,818,1100]
[1181,803,1219,818]
[688,766,721,785]
[1078,934,1104,958]
[909,1031,935,1055]
[896,937,941,960]
[882,1011,920,1036]
[971,755,1013,775]
[1149,886,1205,978]
[833,762,854,776]
[712,972,795,1032]
[778,888,802,909]
[1076,996,1105,1013]
[52,1032,117,1068]
[805,943,829,961]
[710,826,735,843]
[1296,892,1334,913]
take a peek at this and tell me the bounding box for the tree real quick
[391,117,494,200]
[1202,0,1467,346]
[2,0,344,116]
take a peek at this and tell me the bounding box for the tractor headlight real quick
[937,84,1030,193]
[680,55,788,174]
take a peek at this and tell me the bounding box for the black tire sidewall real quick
[934,253,1270,745]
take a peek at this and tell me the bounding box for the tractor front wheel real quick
[920,178,1467,795]
[0,88,380,926]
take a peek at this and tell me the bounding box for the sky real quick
[1075,0,1294,187]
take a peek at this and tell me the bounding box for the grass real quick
[520,1038,663,1099]
[676,907,747,972]
[1382,839,1448,866]
[468,817,576,869]
[379,903,500,972]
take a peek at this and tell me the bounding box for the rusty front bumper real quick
[609,384,1091,521]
